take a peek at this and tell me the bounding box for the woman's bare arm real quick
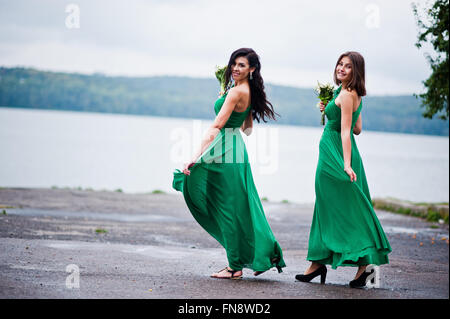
[339,91,357,182]
[183,89,240,175]
[353,114,362,135]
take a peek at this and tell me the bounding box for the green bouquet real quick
[215,65,227,96]
[314,81,334,125]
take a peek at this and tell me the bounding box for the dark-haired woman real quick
[173,48,285,279]
[295,52,391,288]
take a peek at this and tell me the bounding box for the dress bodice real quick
[324,85,362,132]
[214,92,251,128]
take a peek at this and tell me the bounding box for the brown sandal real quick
[211,267,242,280]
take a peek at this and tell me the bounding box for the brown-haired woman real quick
[295,51,391,288]
[173,48,285,279]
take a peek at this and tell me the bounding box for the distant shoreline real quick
[1,66,448,136]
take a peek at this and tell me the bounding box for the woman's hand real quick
[182,160,196,176]
[319,101,326,112]
[344,166,357,182]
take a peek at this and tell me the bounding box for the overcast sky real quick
[0,0,435,95]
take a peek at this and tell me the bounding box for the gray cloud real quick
[0,0,432,95]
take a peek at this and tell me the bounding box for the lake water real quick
[1,107,448,204]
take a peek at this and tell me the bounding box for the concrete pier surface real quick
[0,187,448,299]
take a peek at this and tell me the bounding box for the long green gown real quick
[172,92,286,273]
[307,86,392,269]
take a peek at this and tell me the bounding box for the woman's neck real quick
[235,78,249,87]
[341,81,349,90]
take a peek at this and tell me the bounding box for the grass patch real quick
[261,197,268,201]
[115,188,123,193]
[415,201,449,206]
[152,189,165,194]
[281,199,289,204]
[95,228,108,234]
[373,199,448,224]
[426,209,442,223]
[397,207,412,215]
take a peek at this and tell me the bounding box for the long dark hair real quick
[333,51,366,96]
[224,48,278,123]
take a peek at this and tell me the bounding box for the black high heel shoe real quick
[349,268,374,288]
[295,265,327,284]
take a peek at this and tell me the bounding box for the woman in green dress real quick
[295,51,391,288]
[173,48,286,279]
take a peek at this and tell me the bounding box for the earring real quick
[250,72,253,80]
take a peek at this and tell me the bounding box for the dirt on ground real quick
[0,187,448,299]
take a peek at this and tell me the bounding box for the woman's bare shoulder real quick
[342,87,359,99]
[225,87,241,100]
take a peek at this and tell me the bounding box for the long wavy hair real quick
[224,48,278,123]
[333,51,367,97]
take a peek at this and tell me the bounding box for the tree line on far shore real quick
[0,67,448,136]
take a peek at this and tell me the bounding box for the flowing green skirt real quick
[173,128,286,272]
[307,129,392,269]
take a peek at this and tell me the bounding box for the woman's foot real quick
[349,265,372,288]
[295,262,327,284]
[353,265,367,280]
[254,257,282,276]
[211,267,243,279]
[304,262,323,275]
